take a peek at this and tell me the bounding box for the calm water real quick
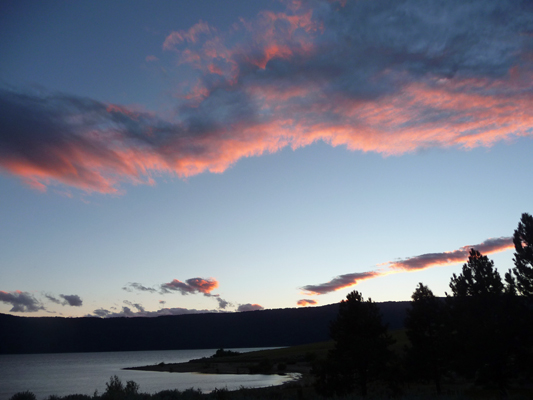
[0,348,297,400]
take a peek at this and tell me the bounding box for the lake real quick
[0,348,297,400]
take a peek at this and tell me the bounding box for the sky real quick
[0,0,532,318]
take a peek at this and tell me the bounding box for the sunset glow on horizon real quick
[1,0,532,317]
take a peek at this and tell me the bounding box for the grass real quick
[210,328,408,365]
[218,340,334,362]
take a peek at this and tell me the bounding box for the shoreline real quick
[123,359,311,376]
[121,342,333,393]
[122,344,329,377]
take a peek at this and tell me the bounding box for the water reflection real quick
[0,348,296,400]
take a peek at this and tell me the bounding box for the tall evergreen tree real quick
[510,213,533,376]
[449,248,503,297]
[405,283,446,394]
[314,291,394,397]
[513,213,533,298]
[448,248,511,392]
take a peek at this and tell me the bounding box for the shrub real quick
[9,392,36,400]
[101,375,140,400]
[212,349,240,358]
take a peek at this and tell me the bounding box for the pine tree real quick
[449,248,503,297]
[314,291,394,397]
[513,213,533,298]
[448,249,510,392]
[510,213,533,377]
[405,283,446,394]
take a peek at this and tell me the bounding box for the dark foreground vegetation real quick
[311,213,533,399]
[8,213,533,399]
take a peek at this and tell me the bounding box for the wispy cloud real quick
[123,300,145,312]
[215,296,231,309]
[297,299,317,306]
[237,303,264,312]
[123,282,158,293]
[45,294,62,304]
[90,306,224,318]
[160,277,219,295]
[125,278,219,296]
[302,271,381,295]
[93,308,110,318]
[0,291,44,312]
[163,20,213,49]
[386,237,513,271]
[60,294,83,307]
[1,0,532,194]
[125,277,229,309]
[301,237,514,295]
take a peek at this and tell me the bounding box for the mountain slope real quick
[0,301,409,354]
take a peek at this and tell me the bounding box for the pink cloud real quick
[301,271,381,295]
[0,290,44,312]
[301,236,514,295]
[297,299,317,306]
[163,20,213,50]
[1,0,532,194]
[237,303,264,312]
[161,277,218,295]
[92,306,224,318]
[387,237,514,271]
[186,277,219,294]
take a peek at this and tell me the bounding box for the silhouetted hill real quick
[0,301,409,354]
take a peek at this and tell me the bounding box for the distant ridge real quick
[0,301,409,354]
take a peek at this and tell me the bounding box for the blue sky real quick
[1,0,532,317]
